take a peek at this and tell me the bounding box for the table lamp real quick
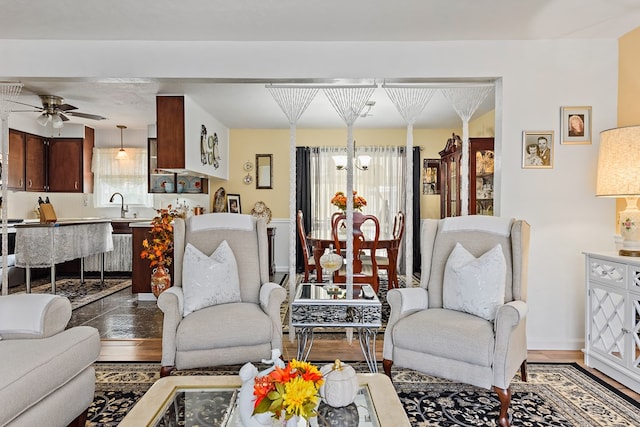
[596,125,640,256]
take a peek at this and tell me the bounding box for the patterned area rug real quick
[281,273,420,334]
[9,276,131,310]
[89,362,640,426]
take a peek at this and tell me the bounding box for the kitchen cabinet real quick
[8,128,93,193]
[156,96,185,169]
[439,135,494,217]
[584,252,640,393]
[8,129,25,190]
[25,133,46,192]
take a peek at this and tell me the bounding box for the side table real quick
[291,283,382,372]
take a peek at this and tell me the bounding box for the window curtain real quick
[296,147,312,272]
[92,148,152,207]
[309,146,406,236]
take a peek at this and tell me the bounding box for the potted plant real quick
[140,205,185,297]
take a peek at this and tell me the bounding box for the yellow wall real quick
[615,28,640,221]
[217,126,499,219]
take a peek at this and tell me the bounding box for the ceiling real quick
[2,0,639,131]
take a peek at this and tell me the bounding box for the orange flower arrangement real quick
[331,191,367,211]
[140,205,185,267]
[253,359,324,421]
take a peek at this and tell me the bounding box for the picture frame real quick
[560,106,591,144]
[522,131,554,169]
[422,159,440,195]
[226,194,241,213]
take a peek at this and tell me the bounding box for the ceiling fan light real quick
[36,113,50,126]
[51,114,64,128]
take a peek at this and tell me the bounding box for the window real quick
[92,148,152,207]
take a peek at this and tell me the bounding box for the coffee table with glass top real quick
[118,373,410,426]
[291,283,382,373]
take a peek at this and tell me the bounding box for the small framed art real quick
[522,131,554,169]
[560,106,591,144]
[227,194,241,213]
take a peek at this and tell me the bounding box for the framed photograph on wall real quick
[422,159,440,195]
[226,194,241,213]
[560,106,591,144]
[522,131,554,169]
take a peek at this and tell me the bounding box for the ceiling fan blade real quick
[57,103,78,111]
[58,112,70,121]
[9,99,44,110]
[67,111,107,120]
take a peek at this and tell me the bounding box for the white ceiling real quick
[3,0,640,131]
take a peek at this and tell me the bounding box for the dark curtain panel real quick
[296,147,312,272]
[412,147,421,274]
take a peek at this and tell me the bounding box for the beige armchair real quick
[383,216,530,427]
[158,213,286,376]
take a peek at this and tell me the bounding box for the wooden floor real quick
[99,338,640,401]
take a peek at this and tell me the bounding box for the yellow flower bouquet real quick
[331,191,367,211]
[253,359,324,421]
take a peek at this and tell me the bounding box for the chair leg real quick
[160,365,175,377]
[520,360,528,382]
[493,386,511,427]
[382,359,393,378]
[67,409,88,427]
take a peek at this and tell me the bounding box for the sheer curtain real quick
[92,148,152,207]
[309,146,406,234]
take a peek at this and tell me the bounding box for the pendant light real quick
[115,125,128,160]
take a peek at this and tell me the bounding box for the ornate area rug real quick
[89,362,640,426]
[9,276,131,310]
[281,273,420,334]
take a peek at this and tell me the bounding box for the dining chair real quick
[297,210,317,282]
[375,211,405,289]
[331,212,381,292]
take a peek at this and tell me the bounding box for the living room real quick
[2,2,640,426]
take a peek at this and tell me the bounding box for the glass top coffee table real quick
[119,374,410,426]
[291,283,382,372]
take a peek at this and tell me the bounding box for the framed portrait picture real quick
[522,131,554,169]
[422,159,440,195]
[560,106,591,144]
[226,194,241,213]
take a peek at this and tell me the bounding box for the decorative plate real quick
[243,173,253,185]
[243,161,253,172]
[251,201,272,224]
[186,176,202,193]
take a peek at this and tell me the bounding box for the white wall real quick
[0,38,620,349]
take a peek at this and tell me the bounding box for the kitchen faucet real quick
[109,192,128,218]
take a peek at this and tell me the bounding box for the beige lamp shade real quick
[596,125,640,256]
[596,126,640,197]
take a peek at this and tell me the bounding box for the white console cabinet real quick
[584,252,640,393]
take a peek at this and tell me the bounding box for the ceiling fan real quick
[11,95,107,128]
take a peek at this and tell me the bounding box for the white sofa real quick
[0,294,100,427]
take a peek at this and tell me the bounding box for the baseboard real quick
[527,337,584,351]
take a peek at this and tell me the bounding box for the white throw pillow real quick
[443,243,506,321]
[182,241,241,316]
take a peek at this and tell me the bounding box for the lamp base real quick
[619,248,640,257]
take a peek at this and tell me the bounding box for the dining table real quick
[306,228,396,284]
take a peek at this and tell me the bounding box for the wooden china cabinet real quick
[439,134,494,218]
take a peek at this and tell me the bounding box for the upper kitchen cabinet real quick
[8,129,26,190]
[8,126,94,193]
[156,95,229,180]
[25,133,46,192]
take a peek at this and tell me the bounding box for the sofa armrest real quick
[260,282,286,321]
[0,294,71,339]
[492,300,529,389]
[157,287,184,367]
[383,287,428,361]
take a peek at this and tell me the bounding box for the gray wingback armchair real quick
[383,216,530,427]
[157,213,286,376]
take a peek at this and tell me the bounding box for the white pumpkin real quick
[319,359,359,408]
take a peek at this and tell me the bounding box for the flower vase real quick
[150,264,171,297]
